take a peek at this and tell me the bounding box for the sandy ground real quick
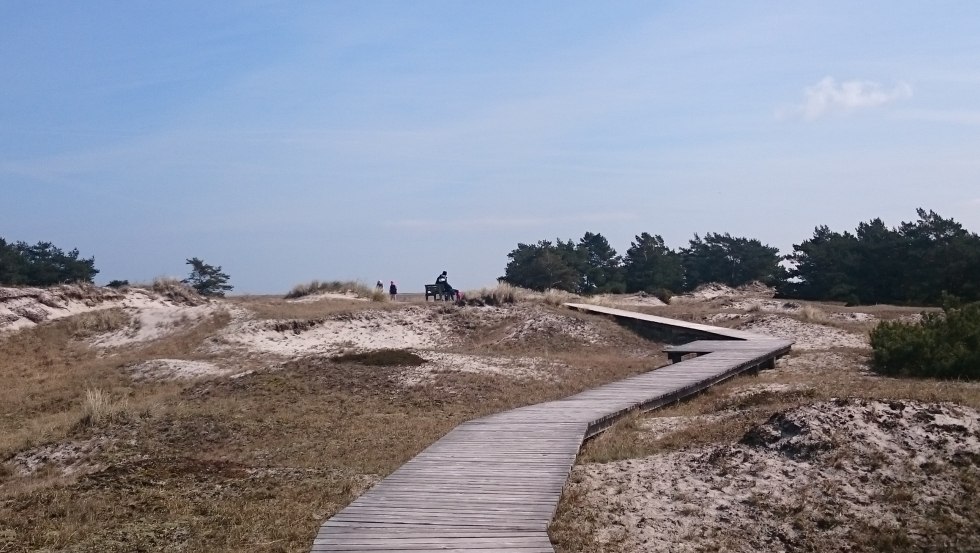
[740,314,869,350]
[216,305,457,356]
[0,285,125,333]
[125,358,231,380]
[571,399,980,552]
[401,352,565,386]
[287,291,368,303]
[0,285,215,346]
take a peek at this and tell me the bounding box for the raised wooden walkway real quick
[311,304,792,552]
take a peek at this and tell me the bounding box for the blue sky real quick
[3,1,979,293]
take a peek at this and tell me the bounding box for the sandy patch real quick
[829,311,876,323]
[776,350,871,374]
[740,314,868,350]
[92,303,217,347]
[400,352,564,386]
[728,382,815,401]
[639,413,737,441]
[704,312,749,323]
[126,358,227,380]
[0,285,212,345]
[495,311,604,345]
[287,291,368,303]
[0,285,124,333]
[590,293,666,308]
[726,299,802,312]
[220,306,455,357]
[10,436,110,476]
[673,282,775,303]
[572,399,980,552]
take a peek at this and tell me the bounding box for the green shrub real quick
[653,288,673,304]
[870,300,980,380]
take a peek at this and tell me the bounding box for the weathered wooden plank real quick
[310,306,792,553]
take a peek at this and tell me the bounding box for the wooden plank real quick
[310,306,792,552]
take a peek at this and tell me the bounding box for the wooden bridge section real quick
[311,303,793,552]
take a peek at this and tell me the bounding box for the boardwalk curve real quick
[311,304,793,552]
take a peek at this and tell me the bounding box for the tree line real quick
[500,209,980,305]
[0,238,232,296]
[0,238,99,286]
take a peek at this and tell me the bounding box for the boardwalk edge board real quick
[309,303,793,552]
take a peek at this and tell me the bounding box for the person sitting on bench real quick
[435,271,454,300]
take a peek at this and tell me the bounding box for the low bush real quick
[331,349,426,367]
[870,300,980,380]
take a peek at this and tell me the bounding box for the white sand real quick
[287,291,369,303]
[126,358,227,380]
[495,310,604,345]
[0,285,212,345]
[740,314,869,350]
[93,303,217,347]
[400,352,565,385]
[572,399,980,552]
[219,306,456,357]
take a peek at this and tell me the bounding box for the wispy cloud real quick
[386,212,638,231]
[781,77,912,120]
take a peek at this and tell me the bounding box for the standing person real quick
[389,280,397,300]
[375,280,383,292]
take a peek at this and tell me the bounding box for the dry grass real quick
[64,308,132,337]
[464,283,584,307]
[149,277,204,305]
[284,279,385,301]
[4,287,968,553]
[0,294,661,552]
[230,294,396,320]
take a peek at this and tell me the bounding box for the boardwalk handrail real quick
[310,304,793,552]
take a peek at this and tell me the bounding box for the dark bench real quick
[425,284,458,301]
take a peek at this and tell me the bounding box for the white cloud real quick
[790,77,912,120]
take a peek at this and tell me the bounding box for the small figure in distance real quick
[435,270,455,301]
[375,280,383,292]
[389,280,397,300]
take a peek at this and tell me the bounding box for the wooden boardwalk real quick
[311,304,792,552]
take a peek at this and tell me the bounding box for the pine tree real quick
[182,258,233,297]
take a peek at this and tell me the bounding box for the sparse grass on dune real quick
[148,277,204,305]
[464,283,583,307]
[2,288,972,553]
[64,307,132,337]
[0,294,663,552]
[285,279,387,302]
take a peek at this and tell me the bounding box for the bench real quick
[425,284,458,301]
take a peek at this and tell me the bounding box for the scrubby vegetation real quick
[870,299,980,380]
